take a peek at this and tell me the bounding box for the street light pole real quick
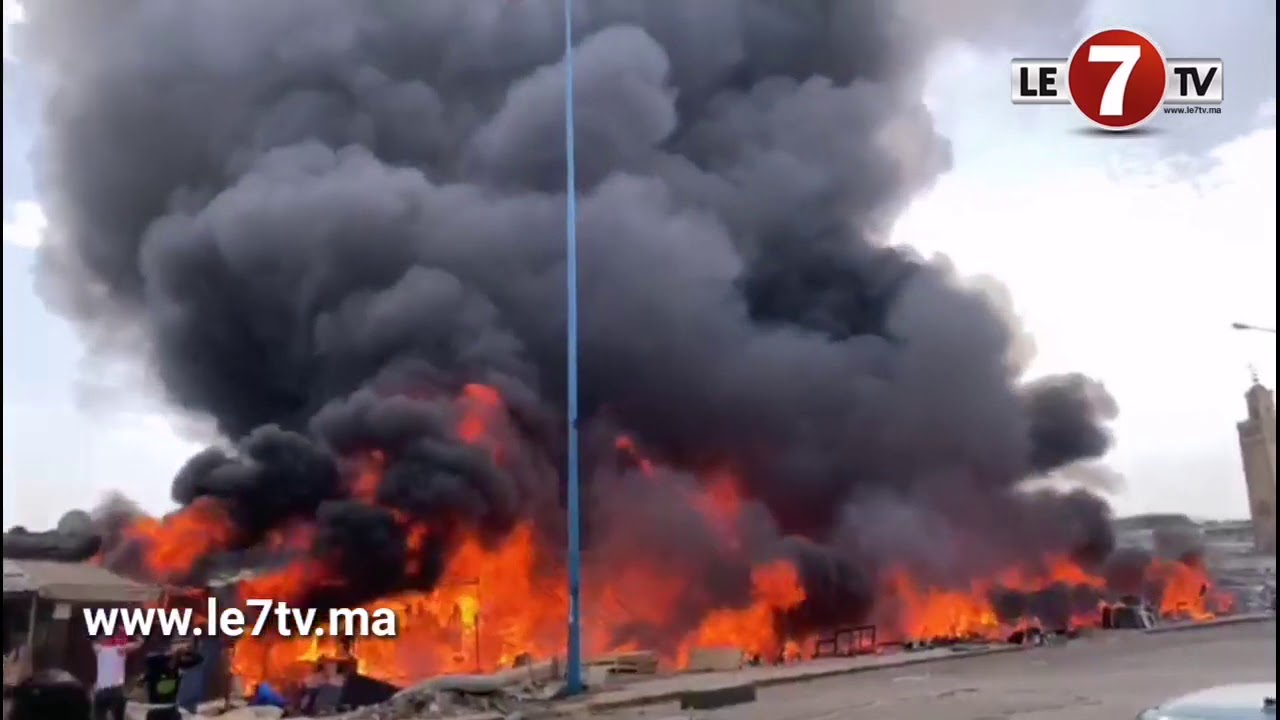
[1231,322,1277,334]
[562,0,585,698]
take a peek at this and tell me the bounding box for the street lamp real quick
[1231,322,1277,334]
[562,0,585,698]
[1231,322,1275,387]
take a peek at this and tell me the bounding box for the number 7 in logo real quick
[1067,28,1168,131]
[1087,45,1141,117]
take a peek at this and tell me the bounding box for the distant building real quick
[1236,382,1277,554]
[1112,514,1201,531]
[1108,515,1274,610]
[1201,518,1254,542]
[1200,519,1276,611]
[1115,526,1157,551]
[1201,520,1271,568]
[1112,514,1201,553]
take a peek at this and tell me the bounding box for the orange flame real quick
[881,555,1111,643]
[123,498,236,582]
[677,560,807,666]
[104,384,1234,695]
[885,570,1001,642]
[1146,557,1230,621]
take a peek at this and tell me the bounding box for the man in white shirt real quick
[92,630,143,720]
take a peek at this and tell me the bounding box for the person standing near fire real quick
[91,629,143,720]
[136,640,203,720]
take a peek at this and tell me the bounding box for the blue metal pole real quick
[562,0,585,697]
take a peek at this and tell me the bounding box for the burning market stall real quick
[193,567,401,714]
[2,558,159,687]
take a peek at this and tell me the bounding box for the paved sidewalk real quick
[1144,611,1275,634]
[593,619,1276,720]
[553,644,1024,715]
[540,614,1276,717]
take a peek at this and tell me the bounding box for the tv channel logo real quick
[1011,28,1223,132]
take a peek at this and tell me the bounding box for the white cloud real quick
[894,105,1276,520]
[3,200,46,248]
[2,0,24,61]
[1,401,202,529]
[1258,98,1277,124]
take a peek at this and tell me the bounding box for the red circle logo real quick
[1067,29,1168,131]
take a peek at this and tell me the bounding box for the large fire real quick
[108,383,1233,695]
[887,557,1104,643]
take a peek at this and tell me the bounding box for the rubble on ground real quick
[293,659,565,720]
[684,647,744,672]
[191,651,668,720]
[324,651,665,719]
[585,650,659,676]
[191,700,282,718]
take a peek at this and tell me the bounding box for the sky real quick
[2,1,1276,530]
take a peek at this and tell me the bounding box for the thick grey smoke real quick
[22,0,1121,642]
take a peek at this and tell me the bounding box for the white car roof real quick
[1154,683,1278,719]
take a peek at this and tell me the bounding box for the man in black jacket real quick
[137,642,203,720]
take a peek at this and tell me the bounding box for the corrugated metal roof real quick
[1,558,158,604]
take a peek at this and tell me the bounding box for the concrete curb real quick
[1143,613,1275,635]
[751,645,1024,691]
[561,645,1026,715]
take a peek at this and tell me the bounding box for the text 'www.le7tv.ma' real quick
[83,599,400,638]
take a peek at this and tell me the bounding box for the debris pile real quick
[585,650,660,676]
[192,650,668,719]
[191,706,283,720]
[324,660,563,720]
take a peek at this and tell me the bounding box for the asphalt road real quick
[603,620,1277,720]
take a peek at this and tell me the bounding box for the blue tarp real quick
[252,682,288,709]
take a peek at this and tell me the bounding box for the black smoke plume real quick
[20,0,1123,647]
